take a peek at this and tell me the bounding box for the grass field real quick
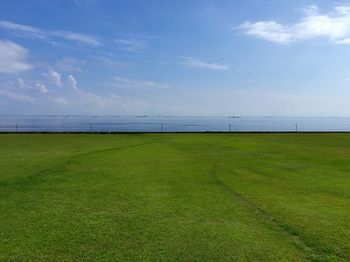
[0,134,349,261]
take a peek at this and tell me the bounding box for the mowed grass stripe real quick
[210,165,345,261]
[0,141,157,195]
[166,136,348,261]
[0,134,349,261]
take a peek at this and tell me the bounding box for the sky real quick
[1,0,350,116]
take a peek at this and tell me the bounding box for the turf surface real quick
[0,134,349,261]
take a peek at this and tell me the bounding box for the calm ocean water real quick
[1,115,350,132]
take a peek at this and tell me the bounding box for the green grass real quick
[0,134,349,261]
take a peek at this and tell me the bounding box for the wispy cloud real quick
[0,20,101,46]
[0,89,33,102]
[239,5,350,45]
[96,56,128,68]
[16,78,30,89]
[114,38,147,52]
[67,75,79,91]
[35,82,49,94]
[180,57,230,71]
[0,20,45,39]
[16,78,50,94]
[53,97,68,105]
[44,70,62,87]
[54,57,85,72]
[0,39,32,74]
[2,71,148,114]
[63,74,148,111]
[52,31,101,46]
[113,76,171,89]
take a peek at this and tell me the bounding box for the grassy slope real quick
[0,134,349,261]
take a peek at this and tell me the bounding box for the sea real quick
[1,115,350,132]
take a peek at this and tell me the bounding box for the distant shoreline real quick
[2,131,350,134]
[0,115,349,118]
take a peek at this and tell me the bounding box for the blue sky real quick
[1,0,350,116]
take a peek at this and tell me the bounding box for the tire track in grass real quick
[0,142,157,194]
[208,165,347,262]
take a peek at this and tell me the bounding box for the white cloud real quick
[46,70,62,86]
[239,21,292,44]
[52,31,101,46]
[0,20,101,46]
[67,90,148,112]
[114,38,147,52]
[0,20,45,39]
[239,5,350,45]
[334,6,350,15]
[17,78,29,89]
[96,56,128,68]
[15,78,49,94]
[54,97,68,105]
[337,38,350,44]
[301,5,320,16]
[113,76,171,89]
[67,75,79,91]
[0,40,32,74]
[62,74,148,110]
[1,73,148,114]
[180,57,230,71]
[35,82,49,94]
[0,89,33,102]
[75,90,112,106]
[54,57,85,72]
